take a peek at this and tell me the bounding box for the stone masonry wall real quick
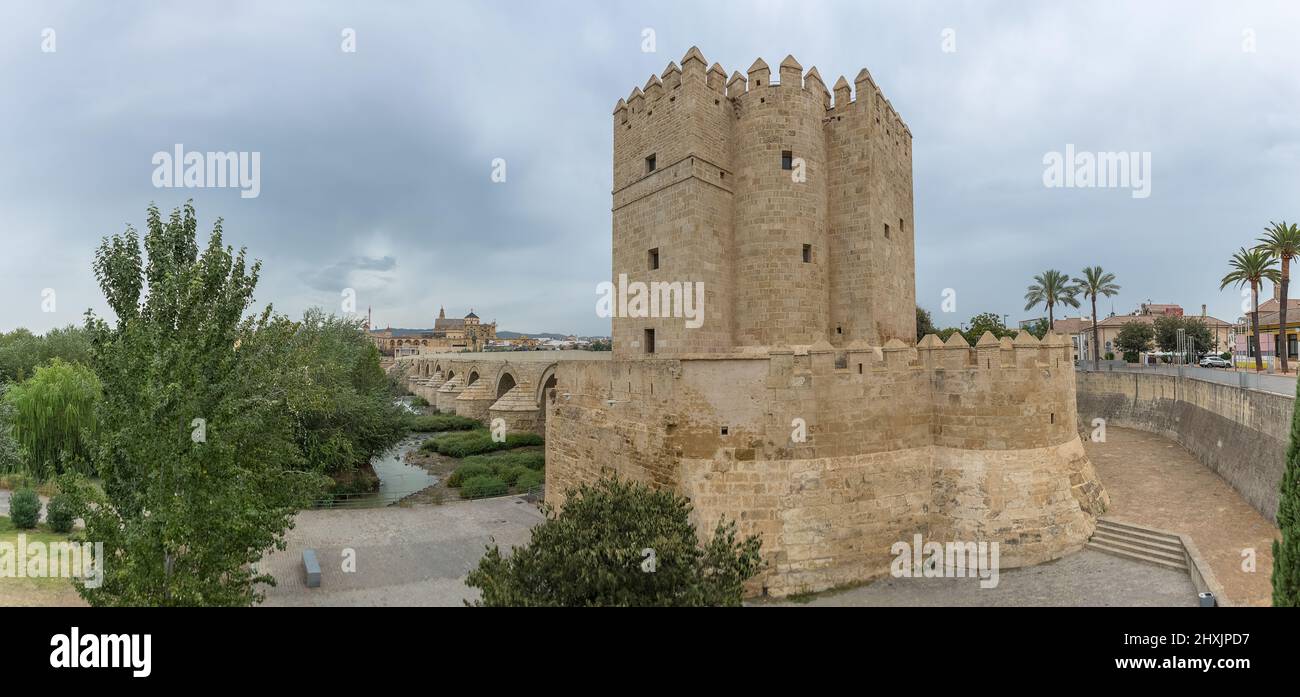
[1076,370,1290,523]
[546,333,1109,597]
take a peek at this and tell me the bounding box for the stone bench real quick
[303,549,321,588]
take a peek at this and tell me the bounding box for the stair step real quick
[1086,542,1188,571]
[1088,533,1187,563]
[1089,530,1186,557]
[1096,518,1181,543]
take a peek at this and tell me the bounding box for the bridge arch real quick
[496,370,518,399]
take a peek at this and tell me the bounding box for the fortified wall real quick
[1076,370,1289,523]
[548,332,1108,596]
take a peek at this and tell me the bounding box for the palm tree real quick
[1023,270,1080,332]
[1221,247,1280,372]
[1256,221,1300,373]
[1073,266,1120,370]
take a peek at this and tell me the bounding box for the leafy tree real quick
[1023,269,1080,328]
[0,325,93,383]
[1221,247,1280,372]
[61,202,323,606]
[466,477,764,606]
[965,312,1015,342]
[1276,382,1300,605]
[270,309,405,478]
[1114,321,1154,362]
[1073,266,1120,370]
[4,359,100,478]
[1153,316,1213,357]
[1257,221,1300,373]
[0,385,25,474]
[916,306,936,343]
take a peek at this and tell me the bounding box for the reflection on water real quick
[372,435,438,502]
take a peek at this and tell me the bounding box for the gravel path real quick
[257,496,543,606]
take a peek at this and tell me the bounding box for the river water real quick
[353,398,438,506]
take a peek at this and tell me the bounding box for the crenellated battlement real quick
[613,47,911,138]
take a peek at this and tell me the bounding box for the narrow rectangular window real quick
[802,244,812,263]
[645,154,656,173]
[648,248,659,270]
[900,217,905,235]
[644,328,656,354]
[781,150,794,170]
[884,223,891,239]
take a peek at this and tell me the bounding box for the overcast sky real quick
[3,1,1299,337]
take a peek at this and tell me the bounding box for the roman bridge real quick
[393,351,610,434]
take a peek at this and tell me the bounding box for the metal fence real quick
[1076,362,1297,397]
[311,484,544,510]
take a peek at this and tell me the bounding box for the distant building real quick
[1081,303,1231,359]
[1236,282,1300,363]
[369,307,498,356]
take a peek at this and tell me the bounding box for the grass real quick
[422,430,544,458]
[0,515,86,607]
[406,413,482,433]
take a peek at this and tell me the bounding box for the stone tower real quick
[611,47,916,358]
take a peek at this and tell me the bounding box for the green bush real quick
[465,477,764,606]
[409,413,482,434]
[1221,352,1232,360]
[462,450,544,472]
[1104,352,1115,361]
[460,475,508,499]
[515,469,544,491]
[45,493,74,533]
[427,430,543,458]
[409,395,430,407]
[499,465,533,487]
[447,462,496,488]
[9,487,41,529]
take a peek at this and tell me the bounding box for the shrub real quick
[409,395,430,407]
[1221,352,1232,361]
[427,430,543,458]
[1104,352,1115,361]
[465,477,764,606]
[409,413,482,434]
[447,462,496,488]
[9,487,41,529]
[45,493,75,533]
[462,450,545,473]
[515,469,544,492]
[460,475,509,499]
[499,465,533,487]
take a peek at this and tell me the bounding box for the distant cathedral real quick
[369,306,497,355]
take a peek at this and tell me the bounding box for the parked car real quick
[1199,356,1232,368]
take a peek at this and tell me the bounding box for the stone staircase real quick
[1086,518,1188,572]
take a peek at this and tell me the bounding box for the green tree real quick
[1221,247,1280,372]
[1276,383,1300,605]
[1023,269,1080,329]
[0,385,25,474]
[272,309,405,478]
[62,202,323,606]
[1153,316,1213,357]
[0,325,94,384]
[916,306,936,343]
[466,477,765,606]
[1257,221,1300,373]
[1114,321,1154,362]
[964,312,1015,342]
[1072,266,1120,370]
[4,359,100,478]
